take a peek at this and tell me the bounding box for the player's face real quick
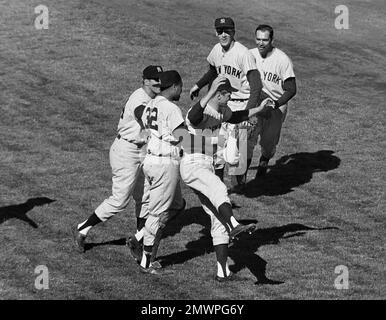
[144,78,161,95]
[149,79,161,94]
[218,91,231,107]
[216,28,235,49]
[255,30,273,56]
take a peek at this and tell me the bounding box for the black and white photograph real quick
[0,0,385,307]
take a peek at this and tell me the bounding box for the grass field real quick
[0,0,385,300]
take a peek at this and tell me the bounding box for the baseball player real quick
[189,17,263,193]
[177,75,274,281]
[249,25,297,177]
[135,70,186,275]
[73,65,163,254]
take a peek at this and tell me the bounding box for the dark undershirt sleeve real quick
[245,69,262,110]
[196,65,218,89]
[187,101,205,126]
[227,110,249,124]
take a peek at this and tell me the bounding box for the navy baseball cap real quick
[217,78,237,92]
[159,70,182,89]
[142,65,163,80]
[215,17,235,29]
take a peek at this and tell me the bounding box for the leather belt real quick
[117,134,144,147]
[230,98,248,102]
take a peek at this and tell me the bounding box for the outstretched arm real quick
[189,64,218,100]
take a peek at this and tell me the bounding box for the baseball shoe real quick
[255,160,268,178]
[126,236,143,262]
[229,223,256,241]
[228,184,245,195]
[72,226,86,253]
[150,261,162,269]
[215,272,238,283]
[139,265,162,275]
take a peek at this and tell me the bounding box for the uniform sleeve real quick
[280,54,295,81]
[206,45,217,67]
[240,50,257,75]
[169,107,185,132]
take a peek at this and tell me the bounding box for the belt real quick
[117,134,144,147]
[147,149,183,158]
[230,98,248,102]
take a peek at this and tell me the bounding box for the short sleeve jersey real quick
[117,87,152,144]
[141,95,184,157]
[250,47,295,101]
[184,102,233,156]
[207,41,257,100]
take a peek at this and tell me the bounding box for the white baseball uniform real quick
[94,87,151,221]
[207,41,257,174]
[180,102,234,246]
[249,47,295,158]
[141,95,185,246]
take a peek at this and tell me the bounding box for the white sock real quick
[217,261,231,277]
[230,216,239,229]
[135,228,144,242]
[77,222,91,236]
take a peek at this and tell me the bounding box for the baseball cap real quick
[159,70,182,89]
[217,78,237,92]
[142,65,163,80]
[214,17,235,29]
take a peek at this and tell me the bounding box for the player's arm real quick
[189,64,218,100]
[245,69,263,110]
[273,77,297,109]
[133,104,147,129]
[187,76,227,126]
[226,98,274,124]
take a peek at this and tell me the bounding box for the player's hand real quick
[190,85,200,100]
[259,98,275,119]
[209,76,227,92]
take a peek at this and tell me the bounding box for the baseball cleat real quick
[72,226,86,253]
[150,261,162,269]
[126,236,143,262]
[139,265,162,275]
[215,272,238,282]
[255,160,268,178]
[229,223,256,241]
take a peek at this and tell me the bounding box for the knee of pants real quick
[211,217,229,246]
[211,182,230,209]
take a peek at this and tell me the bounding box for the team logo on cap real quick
[220,18,225,23]
[157,67,162,72]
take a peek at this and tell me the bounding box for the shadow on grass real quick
[0,197,56,228]
[84,238,127,251]
[244,150,341,198]
[159,208,339,285]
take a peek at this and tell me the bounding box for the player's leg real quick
[197,195,236,281]
[181,155,256,239]
[74,139,141,252]
[140,157,181,273]
[256,108,286,178]
[126,164,150,262]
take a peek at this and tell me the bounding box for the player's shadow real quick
[244,150,341,198]
[84,238,127,251]
[0,197,56,228]
[159,209,339,285]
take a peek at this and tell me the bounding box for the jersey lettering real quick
[145,107,158,130]
[263,71,281,85]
